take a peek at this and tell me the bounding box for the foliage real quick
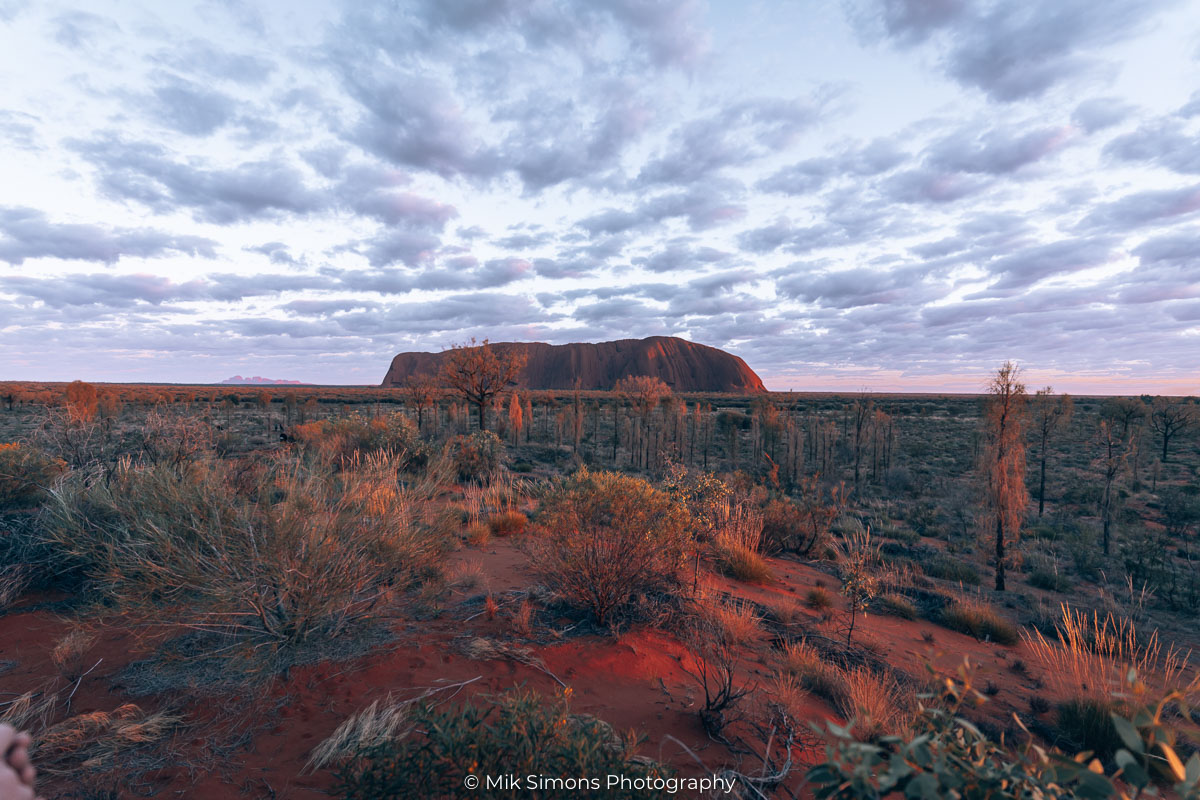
[529,468,691,625]
[807,663,1200,800]
[450,431,504,482]
[292,412,426,468]
[40,452,448,643]
[336,688,670,800]
[762,476,848,557]
[440,339,527,431]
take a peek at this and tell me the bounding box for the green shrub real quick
[1028,568,1072,593]
[529,468,691,625]
[877,593,918,620]
[925,554,982,585]
[336,689,671,799]
[940,600,1019,645]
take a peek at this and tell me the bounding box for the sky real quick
[1,0,1199,393]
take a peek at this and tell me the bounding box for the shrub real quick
[925,554,982,585]
[877,593,918,620]
[940,600,1019,645]
[292,413,426,468]
[760,477,847,557]
[450,431,503,482]
[1028,568,1072,592]
[712,538,774,583]
[805,585,834,610]
[487,509,527,536]
[335,689,670,799]
[0,442,65,510]
[529,468,691,625]
[1055,699,1123,760]
[40,453,449,644]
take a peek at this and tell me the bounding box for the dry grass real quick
[711,535,775,584]
[805,585,834,611]
[488,509,528,536]
[307,695,411,771]
[836,666,910,741]
[877,593,918,620]
[940,598,1019,645]
[778,639,841,702]
[34,703,184,775]
[697,596,763,646]
[51,629,97,682]
[1023,603,1196,703]
[41,450,450,645]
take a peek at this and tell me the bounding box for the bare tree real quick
[401,372,438,431]
[979,362,1027,592]
[614,375,670,469]
[1032,387,1073,516]
[1096,419,1129,556]
[440,339,527,431]
[1148,397,1195,463]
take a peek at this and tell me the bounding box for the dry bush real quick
[40,451,449,644]
[0,564,31,609]
[682,615,752,740]
[529,468,691,625]
[0,441,65,509]
[940,599,1019,645]
[760,476,847,557]
[292,413,425,468]
[464,521,491,546]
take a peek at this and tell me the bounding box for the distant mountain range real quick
[219,376,306,385]
[382,336,765,393]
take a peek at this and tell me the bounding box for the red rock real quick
[381,336,766,393]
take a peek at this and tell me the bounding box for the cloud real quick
[0,206,217,265]
[852,0,1174,101]
[70,136,325,224]
[1104,120,1200,174]
[1072,97,1135,132]
[1079,184,1200,230]
[145,73,241,136]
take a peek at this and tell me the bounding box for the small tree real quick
[400,373,437,431]
[614,375,670,469]
[440,339,526,432]
[834,526,879,646]
[1032,387,1073,516]
[1096,419,1130,556]
[65,380,99,424]
[506,392,524,446]
[979,362,1027,592]
[1148,397,1195,463]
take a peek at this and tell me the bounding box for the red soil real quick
[1,541,1065,799]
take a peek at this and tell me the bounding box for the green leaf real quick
[1111,713,1144,755]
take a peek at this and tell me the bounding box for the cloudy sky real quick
[1,0,1199,392]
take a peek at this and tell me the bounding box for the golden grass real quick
[697,596,763,646]
[837,666,910,741]
[1023,603,1196,704]
[778,639,841,702]
[941,598,1019,645]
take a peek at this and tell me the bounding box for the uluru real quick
[381,336,766,393]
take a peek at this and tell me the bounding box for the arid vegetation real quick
[2,363,1199,798]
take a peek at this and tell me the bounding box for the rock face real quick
[381,336,766,393]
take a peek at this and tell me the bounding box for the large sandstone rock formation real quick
[381,336,766,393]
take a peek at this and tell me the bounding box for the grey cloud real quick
[146,73,240,136]
[1104,120,1200,174]
[0,206,217,265]
[1072,97,1135,132]
[70,136,324,224]
[51,10,119,49]
[1079,184,1200,230]
[882,168,991,203]
[854,0,1173,101]
[152,40,275,85]
[982,238,1117,291]
[927,123,1073,175]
